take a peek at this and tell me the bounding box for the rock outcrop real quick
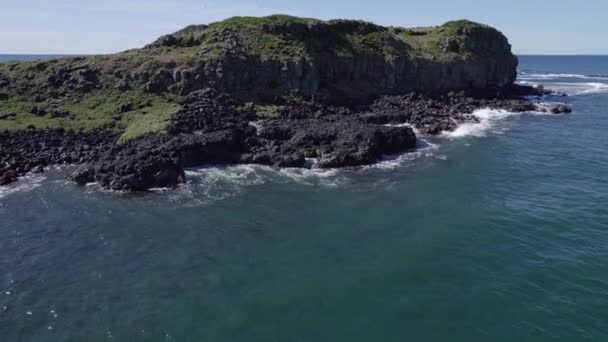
[144,17,518,103]
[0,15,571,191]
[0,16,518,104]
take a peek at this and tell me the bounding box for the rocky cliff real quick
[0,16,517,104]
[0,15,545,191]
[147,17,518,102]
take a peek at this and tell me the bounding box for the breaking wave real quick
[518,80,608,96]
[0,174,46,200]
[519,72,608,80]
[441,106,556,139]
[518,72,608,96]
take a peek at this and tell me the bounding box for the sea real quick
[1,55,608,341]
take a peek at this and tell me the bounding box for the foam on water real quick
[0,174,46,200]
[518,72,608,96]
[368,138,439,170]
[545,82,608,96]
[519,72,608,80]
[3,70,594,200]
[177,163,349,203]
[440,106,558,139]
[179,141,443,200]
[441,108,516,138]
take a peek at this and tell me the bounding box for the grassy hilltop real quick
[0,15,516,142]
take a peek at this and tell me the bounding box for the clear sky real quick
[1,0,606,55]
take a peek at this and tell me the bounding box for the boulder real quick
[0,175,12,186]
[145,69,174,93]
[30,106,48,116]
[550,104,573,114]
[256,119,417,168]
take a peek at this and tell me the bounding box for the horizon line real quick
[1,53,608,57]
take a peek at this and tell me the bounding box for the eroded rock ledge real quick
[1,85,570,190]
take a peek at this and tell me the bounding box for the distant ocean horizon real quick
[0,54,81,63]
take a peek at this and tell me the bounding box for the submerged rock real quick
[549,104,573,114]
[535,103,573,114]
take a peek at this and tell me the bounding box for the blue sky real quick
[1,0,606,55]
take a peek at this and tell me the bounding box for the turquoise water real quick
[1,56,608,341]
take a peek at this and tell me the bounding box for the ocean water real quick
[1,55,608,341]
[0,55,69,63]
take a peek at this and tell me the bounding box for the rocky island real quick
[0,15,568,190]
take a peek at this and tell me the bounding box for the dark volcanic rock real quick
[0,74,10,88]
[0,81,563,191]
[0,17,574,192]
[70,129,248,191]
[30,106,48,116]
[243,119,417,168]
[145,68,174,93]
[169,88,256,134]
[550,104,573,114]
[0,129,118,186]
[94,154,184,191]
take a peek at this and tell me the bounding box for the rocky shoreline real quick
[0,17,574,190]
[0,85,571,190]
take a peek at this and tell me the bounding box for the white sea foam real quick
[570,82,608,95]
[0,174,46,200]
[440,105,559,139]
[372,139,439,170]
[278,166,346,187]
[518,79,608,96]
[546,82,608,96]
[518,71,608,96]
[185,162,347,194]
[440,108,515,138]
[186,164,267,187]
[519,72,608,80]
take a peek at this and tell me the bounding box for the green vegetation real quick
[139,15,493,63]
[118,99,180,142]
[0,91,180,141]
[0,98,62,130]
[395,20,489,59]
[0,15,506,139]
[441,20,486,34]
[208,15,320,30]
[253,104,283,119]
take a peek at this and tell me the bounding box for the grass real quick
[0,16,503,140]
[0,91,181,141]
[195,15,410,60]
[0,98,64,130]
[395,20,486,60]
[253,104,283,118]
[118,100,180,142]
[248,33,307,60]
[208,15,320,30]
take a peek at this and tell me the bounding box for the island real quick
[0,15,568,190]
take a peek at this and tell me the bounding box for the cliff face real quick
[0,15,518,139]
[0,16,517,102]
[148,17,517,101]
[0,16,544,191]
